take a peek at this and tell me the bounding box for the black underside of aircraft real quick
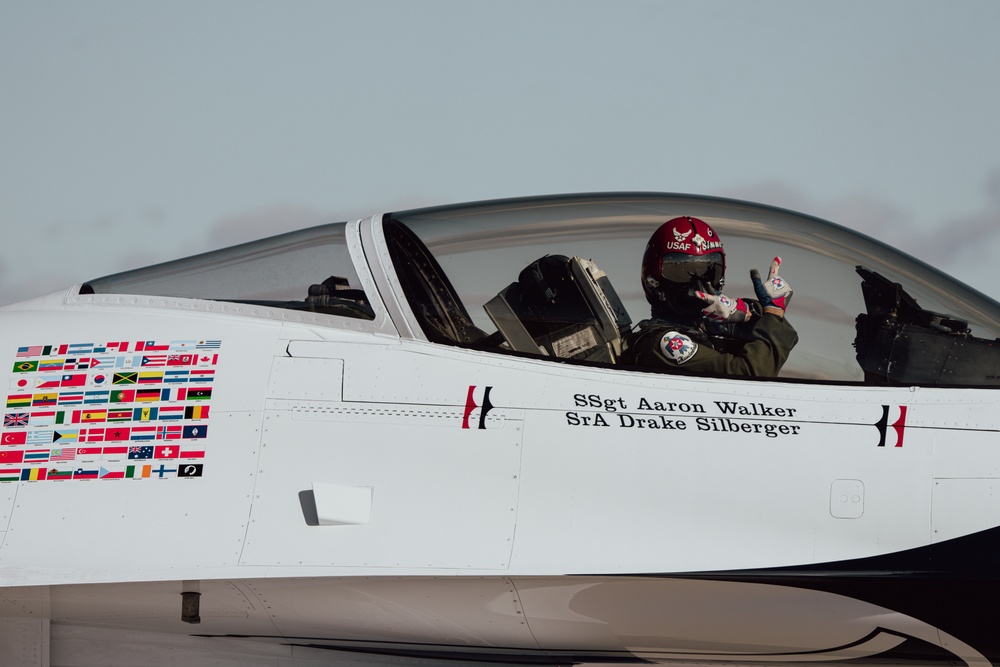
[668,523,1000,665]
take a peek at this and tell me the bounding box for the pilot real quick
[621,216,798,376]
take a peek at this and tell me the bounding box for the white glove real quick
[696,291,752,323]
[750,256,792,316]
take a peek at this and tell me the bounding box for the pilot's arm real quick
[624,257,798,377]
[625,313,797,377]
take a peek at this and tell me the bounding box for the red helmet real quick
[641,216,726,313]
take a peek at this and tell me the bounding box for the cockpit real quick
[81,193,1000,387]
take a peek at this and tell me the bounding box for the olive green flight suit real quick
[621,313,798,377]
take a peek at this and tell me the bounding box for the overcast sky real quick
[2,1,999,305]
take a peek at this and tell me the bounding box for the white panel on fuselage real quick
[511,398,932,573]
[932,477,1000,544]
[242,406,521,569]
[242,342,522,569]
[268,357,343,402]
[502,368,935,573]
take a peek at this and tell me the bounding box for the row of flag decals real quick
[6,387,212,408]
[0,463,204,482]
[3,339,220,482]
[13,353,219,374]
[0,443,206,464]
[16,341,220,357]
[4,405,209,427]
[10,369,215,390]
[2,423,208,444]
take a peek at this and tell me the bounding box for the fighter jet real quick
[1,192,999,667]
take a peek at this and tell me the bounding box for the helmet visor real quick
[660,251,725,288]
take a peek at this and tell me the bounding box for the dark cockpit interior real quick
[854,267,1000,385]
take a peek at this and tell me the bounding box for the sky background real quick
[2,1,1000,306]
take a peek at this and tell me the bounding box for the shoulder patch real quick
[659,331,698,364]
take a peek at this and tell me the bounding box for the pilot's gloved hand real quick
[751,257,792,317]
[696,291,752,323]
